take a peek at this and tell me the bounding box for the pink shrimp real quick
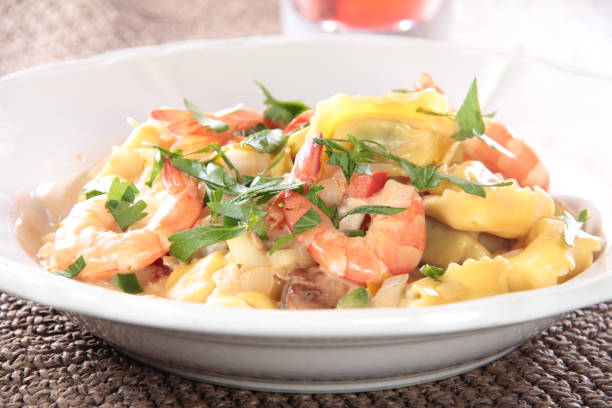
[38,161,203,282]
[415,73,550,190]
[151,106,264,153]
[461,121,550,190]
[278,134,426,286]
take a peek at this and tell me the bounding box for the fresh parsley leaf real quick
[254,81,310,125]
[233,123,267,138]
[562,209,589,246]
[106,177,139,203]
[268,233,297,255]
[357,139,511,198]
[205,188,224,206]
[105,178,148,231]
[420,264,445,282]
[347,230,366,237]
[231,179,307,204]
[169,224,247,261]
[184,98,230,133]
[314,137,373,183]
[453,78,486,141]
[116,273,144,294]
[292,208,321,234]
[341,205,405,219]
[337,287,370,309]
[306,184,339,227]
[241,128,288,154]
[56,256,86,279]
[269,208,322,255]
[400,162,442,191]
[391,88,414,93]
[207,202,252,221]
[146,148,165,187]
[171,158,244,196]
[106,199,148,232]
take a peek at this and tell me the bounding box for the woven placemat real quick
[1,1,611,407]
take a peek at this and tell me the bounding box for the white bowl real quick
[0,35,610,393]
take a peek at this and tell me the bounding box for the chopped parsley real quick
[269,208,321,254]
[254,81,310,126]
[240,128,289,154]
[315,136,373,183]
[340,205,405,219]
[315,137,512,198]
[104,178,148,232]
[184,98,230,133]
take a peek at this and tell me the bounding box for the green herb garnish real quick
[453,78,485,141]
[254,81,310,126]
[340,205,405,219]
[240,128,289,154]
[269,208,322,255]
[116,273,144,294]
[146,148,165,187]
[170,224,247,261]
[56,256,86,279]
[105,178,148,231]
[347,230,366,237]
[337,287,370,309]
[562,209,589,246]
[316,137,511,198]
[184,98,230,133]
[420,264,445,282]
[315,136,373,183]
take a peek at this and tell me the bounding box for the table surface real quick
[1,1,611,407]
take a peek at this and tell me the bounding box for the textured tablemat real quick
[1,1,611,407]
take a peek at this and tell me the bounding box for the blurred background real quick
[1,0,611,76]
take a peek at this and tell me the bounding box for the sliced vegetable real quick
[56,256,86,279]
[337,287,370,309]
[419,264,445,282]
[116,273,144,294]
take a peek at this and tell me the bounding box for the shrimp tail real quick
[290,132,323,183]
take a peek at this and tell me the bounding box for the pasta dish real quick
[36,74,603,309]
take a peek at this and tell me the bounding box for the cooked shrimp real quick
[38,161,203,282]
[414,73,550,190]
[461,121,550,190]
[151,106,263,153]
[278,135,426,286]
